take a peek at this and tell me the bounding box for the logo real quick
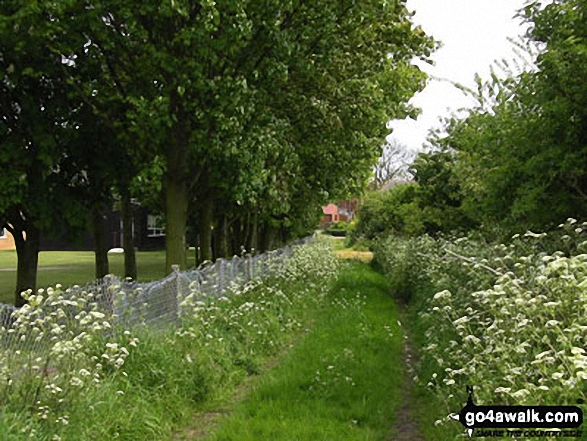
[450,386,584,438]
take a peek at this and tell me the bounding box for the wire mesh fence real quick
[0,236,314,354]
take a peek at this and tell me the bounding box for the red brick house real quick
[320,204,340,227]
[320,199,360,227]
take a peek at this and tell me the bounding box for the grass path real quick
[189,260,416,440]
[388,323,426,441]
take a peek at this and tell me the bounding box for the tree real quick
[373,139,416,189]
[352,183,425,240]
[432,0,587,232]
[351,151,474,242]
[86,0,433,268]
[0,4,96,305]
[3,0,435,292]
[411,150,475,233]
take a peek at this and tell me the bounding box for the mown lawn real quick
[199,261,404,440]
[0,250,197,305]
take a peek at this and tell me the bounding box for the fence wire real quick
[0,236,314,353]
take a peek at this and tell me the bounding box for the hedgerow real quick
[374,220,587,440]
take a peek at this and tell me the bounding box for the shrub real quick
[352,184,424,242]
[325,221,349,237]
[374,220,587,440]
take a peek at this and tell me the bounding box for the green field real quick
[0,250,197,306]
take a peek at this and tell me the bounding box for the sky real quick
[388,0,530,152]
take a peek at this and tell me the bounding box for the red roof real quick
[322,204,339,215]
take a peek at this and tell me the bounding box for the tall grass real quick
[374,220,587,440]
[0,240,339,440]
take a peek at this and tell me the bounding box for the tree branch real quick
[443,248,501,276]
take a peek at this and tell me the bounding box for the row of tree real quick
[354,0,587,242]
[0,1,433,305]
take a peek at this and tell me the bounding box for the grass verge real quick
[201,260,404,441]
[0,240,338,441]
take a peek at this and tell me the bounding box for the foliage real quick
[351,150,476,244]
[374,220,587,440]
[0,240,339,440]
[352,183,423,241]
[0,0,436,277]
[411,150,476,233]
[324,221,349,237]
[431,0,587,233]
[372,234,436,304]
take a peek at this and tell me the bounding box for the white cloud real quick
[388,0,529,152]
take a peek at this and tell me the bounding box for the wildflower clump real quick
[175,239,340,380]
[0,239,339,440]
[0,284,137,438]
[374,220,587,440]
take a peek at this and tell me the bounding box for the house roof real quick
[322,204,339,215]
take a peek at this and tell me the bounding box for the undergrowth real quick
[0,239,339,440]
[374,220,587,440]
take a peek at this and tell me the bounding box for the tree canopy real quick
[1,0,434,304]
[351,0,587,242]
[428,0,587,233]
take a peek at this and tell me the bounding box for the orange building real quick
[320,204,340,227]
[0,228,16,251]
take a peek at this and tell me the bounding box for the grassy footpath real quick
[200,260,405,441]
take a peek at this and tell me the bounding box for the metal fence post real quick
[215,258,225,296]
[172,265,181,323]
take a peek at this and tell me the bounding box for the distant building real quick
[320,199,360,227]
[38,207,165,252]
[321,204,340,227]
[0,205,166,253]
[0,228,16,251]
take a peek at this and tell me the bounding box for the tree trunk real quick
[164,103,190,274]
[164,176,189,273]
[229,216,241,256]
[194,233,200,265]
[13,225,40,307]
[91,207,110,279]
[200,191,214,263]
[247,209,258,255]
[242,210,251,254]
[260,223,276,253]
[216,215,229,259]
[121,194,137,280]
